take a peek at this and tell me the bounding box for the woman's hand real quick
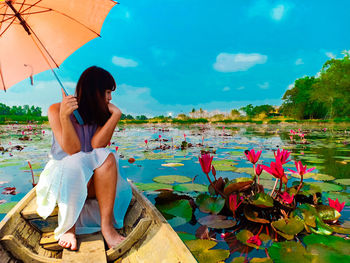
[59,88,78,119]
[107,103,122,117]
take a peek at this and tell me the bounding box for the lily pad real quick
[177,231,196,241]
[197,215,236,229]
[212,160,237,171]
[134,182,173,192]
[0,202,18,213]
[196,194,225,214]
[250,192,274,208]
[244,205,270,224]
[153,175,192,184]
[271,217,304,239]
[308,182,343,192]
[268,241,310,263]
[315,205,341,222]
[185,239,230,263]
[161,163,184,167]
[304,234,350,257]
[224,179,253,195]
[334,179,350,186]
[173,183,208,193]
[20,162,43,170]
[157,199,192,221]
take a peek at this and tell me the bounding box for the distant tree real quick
[136,115,148,120]
[311,55,350,118]
[191,108,196,113]
[125,114,134,120]
[251,104,275,117]
[230,109,240,118]
[0,103,10,115]
[240,104,254,117]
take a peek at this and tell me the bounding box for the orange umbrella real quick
[0,0,118,122]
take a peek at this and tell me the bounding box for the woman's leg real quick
[93,153,125,248]
[58,225,77,250]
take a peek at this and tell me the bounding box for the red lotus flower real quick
[261,158,288,184]
[244,149,262,164]
[290,129,296,135]
[247,235,262,246]
[159,135,162,139]
[288,161,315,176]
[199,153,213,174]
[328,198,345,213]
[115,146,119,151]
[280,192,294,204]
[274,149,291,164]
[255,164,263,176]
[145,139,148,144]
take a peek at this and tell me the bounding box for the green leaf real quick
[244,205,270,224]
[195,194,225,214]
[161,162,184,167]
[212,160,237,171]
[308,182,343,192]
[157,199,192,221]
[268,241,311,263]
[334,178,350,186]
[271,217,304,237]
[153,175,192,184]
[134,182,173,191]
[250,192,274,208]
[315,204,341,222]
[177,231,196,241]
[173,183,208,193]
[0,202,18,213]
[185,239,230,263]
[197,215,236,229]
[304,234,350,256]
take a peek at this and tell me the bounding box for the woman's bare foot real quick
[58,226,77,250]
[101,226,126,248]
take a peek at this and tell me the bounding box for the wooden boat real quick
[0,182,197,263]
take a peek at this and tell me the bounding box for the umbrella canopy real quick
[0,0,117,91]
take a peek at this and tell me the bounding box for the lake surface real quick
[1,123,350,262]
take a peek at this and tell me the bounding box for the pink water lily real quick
[245,149,262,164]
[255,164,263,176]
[288,161,315,176]
[280,192,294,204]
[290,129,296,135]
[274,149,291,164]
[247,235,262,246]
[328,198,345,213]
[199,153,213,174]
[261,158,287,183]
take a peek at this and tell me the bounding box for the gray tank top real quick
[50,115,98,160]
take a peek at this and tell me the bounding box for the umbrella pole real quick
[50,68,84,125]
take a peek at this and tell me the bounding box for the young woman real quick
[36,66,132,250]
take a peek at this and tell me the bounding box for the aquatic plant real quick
[194,149,350,261]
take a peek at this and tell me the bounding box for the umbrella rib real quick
[0,64,7,92]
[26,24,60,68]
[0,16,16,37]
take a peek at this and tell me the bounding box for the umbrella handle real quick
[61,86,84,125]
[73,110,84,125]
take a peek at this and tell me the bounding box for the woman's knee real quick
[98,153,117,172]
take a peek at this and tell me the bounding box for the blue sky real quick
[1,0,350,117]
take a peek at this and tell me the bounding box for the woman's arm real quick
[91,103,122,148]
[48,89,81,155]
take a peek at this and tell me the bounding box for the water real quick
[1,123,349,262]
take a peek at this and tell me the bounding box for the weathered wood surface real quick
[21,197,58,220]
[62,232,106,263]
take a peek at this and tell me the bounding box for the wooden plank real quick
[1,235,60,263]
[21,197,58,220]
[40,232,62,251]
[120,224,197,263]
[62,232,107,263]
[29,216,58,233]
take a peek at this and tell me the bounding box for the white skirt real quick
[36,148,132,240]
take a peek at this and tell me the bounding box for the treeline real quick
[280,54,350,119]
[0,103,42,116]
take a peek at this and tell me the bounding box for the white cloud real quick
[295,58,304,65]
[287,83,294,90]
[112,56,138,68]
[325,52,336,59]
[222,86,230,92]
[248,1,293,21]
[237,86,245,90]
[271,5,285,21]
[150,47,176,66]
[258,82,269,89]
[0,80,76,115]
[213,53,267,72]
